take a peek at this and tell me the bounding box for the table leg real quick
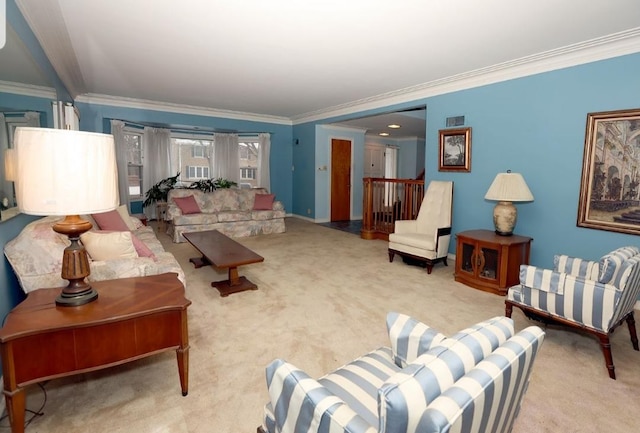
[212,266,258,297]
[4,388,26,433]
[228,267,240,285]
[176,347,189,396]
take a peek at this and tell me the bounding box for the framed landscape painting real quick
[577,108,640,235]
[439,127,471,172]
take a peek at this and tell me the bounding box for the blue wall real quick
[291,52,640,267]
[76,102,294,213]
[425,53,640,266]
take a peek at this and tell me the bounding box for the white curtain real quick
[213,133,239,184]
[110,120,128,209]
[258,133,271,192]
[143,126,172,219]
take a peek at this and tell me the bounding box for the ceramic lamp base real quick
[493,201,517,236]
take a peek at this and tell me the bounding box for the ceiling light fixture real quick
[388,124,401,129]
[379,132,390,136]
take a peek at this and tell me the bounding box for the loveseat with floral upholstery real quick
[4,206,185,293]
[166,187,285,243]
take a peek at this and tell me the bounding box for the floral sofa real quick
[166,188,286,243]
[4,210,185,294]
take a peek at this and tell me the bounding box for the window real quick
[241,167,256,179]
[186,165,210,180]
[124,131,143,198]
[239,140,259,187]
[171,137,212,185]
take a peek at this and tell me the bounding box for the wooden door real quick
[331,139,351,221]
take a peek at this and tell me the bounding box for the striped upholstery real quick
[598,246,640,284]
[510,250,640,332]
[386,312,446,367]
[378,317,514,433]
[261,316,544,433]
[553,254,599,280]
[416,327,545,433]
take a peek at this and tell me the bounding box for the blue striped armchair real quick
[258,314,544,433]
[506,246,640,379]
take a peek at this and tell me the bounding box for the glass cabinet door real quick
[460,242,475,274]
[479,246,498,280]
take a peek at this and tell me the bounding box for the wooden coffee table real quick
[0,273,190,433]
[183,230,264,296]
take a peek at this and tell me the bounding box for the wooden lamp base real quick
[52,215,98,306]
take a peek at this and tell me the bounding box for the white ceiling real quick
[4,0,640,139]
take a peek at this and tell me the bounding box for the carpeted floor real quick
[7,217,639,432]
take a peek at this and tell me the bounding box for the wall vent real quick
[446,116,465,127]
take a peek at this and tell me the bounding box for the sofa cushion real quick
[386,312,446,368]
[116,204,138,231]
[80,231,138,261]
[217,210,251,222]
[598,246,640,284]
[173,195,201,214]
[92,209,130,231]
[318,347,399,429]
[254,193,275,210]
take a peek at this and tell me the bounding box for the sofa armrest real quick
[394,220,417,233]
[265,359,374,433]
[272,200,284,211]
[166,203,183,219]
[516,265,621,329]
[553,254,599,280]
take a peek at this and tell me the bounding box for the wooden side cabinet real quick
[454,229,532,296]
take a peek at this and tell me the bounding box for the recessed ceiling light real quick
[379,132,390,136]
[388,124,401,129]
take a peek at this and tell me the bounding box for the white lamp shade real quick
[4,148,16,181]
[14,127,119,216]
[484,172,534,202]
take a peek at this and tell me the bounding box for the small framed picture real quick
[439,127,471,172]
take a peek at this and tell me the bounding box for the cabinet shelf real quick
[454,229,532,296]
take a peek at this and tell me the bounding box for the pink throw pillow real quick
[92,209,130,231]
[130,233,156,258]
[253,193,275,210]
[173,195,201,214]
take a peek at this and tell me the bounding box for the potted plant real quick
[143,172,180,208]
[187,177,237,192]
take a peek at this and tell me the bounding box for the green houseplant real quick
[143,172,180,208]
[187,177,238,192]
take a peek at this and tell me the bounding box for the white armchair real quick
[388,180,453,274]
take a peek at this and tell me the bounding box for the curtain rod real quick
[118,119,272,136]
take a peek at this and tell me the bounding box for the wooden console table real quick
[0,273,191,433]
[454,229,532,295]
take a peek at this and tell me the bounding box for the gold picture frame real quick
[577,108,640,235]
[439,127,471,172]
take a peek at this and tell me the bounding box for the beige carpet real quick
[7,217,639,432]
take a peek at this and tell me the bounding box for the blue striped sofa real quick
[506,245,640,379]
[259,314,544,433]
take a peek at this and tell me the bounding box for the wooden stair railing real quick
[361,178,425,240]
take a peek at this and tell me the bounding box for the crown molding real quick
[320,124,368,134]
[0,80,56,99]
[74,93,293,126]
[292,28,640,125]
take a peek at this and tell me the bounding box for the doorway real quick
[330,138,351,221]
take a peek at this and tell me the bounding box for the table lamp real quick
[484,170,534,236]
[14,127,119,306]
